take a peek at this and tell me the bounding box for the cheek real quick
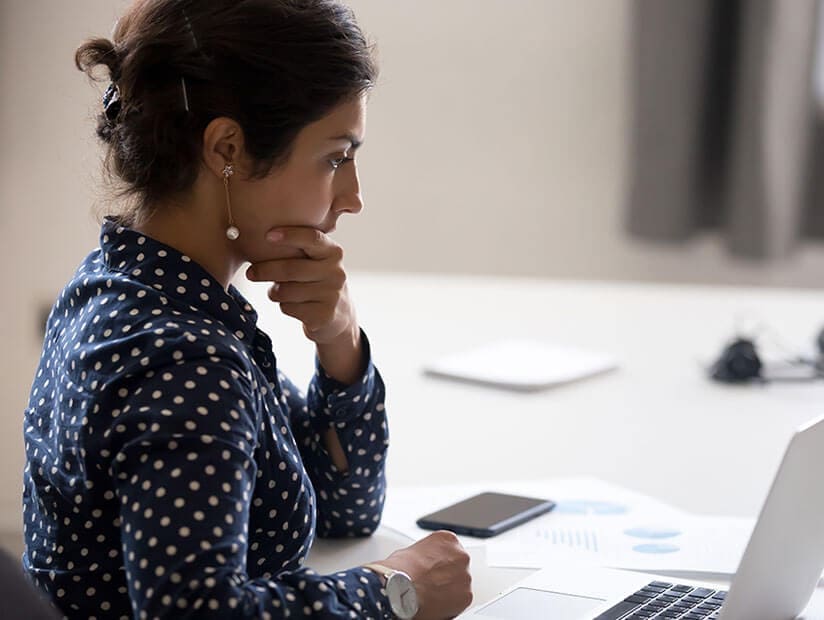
[267,178,334,224]
[234,165,334,233]
[233,178,287,225]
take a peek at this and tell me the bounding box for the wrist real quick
[363,563,419,620]
[363,562,388,587]
[316,324,363,385]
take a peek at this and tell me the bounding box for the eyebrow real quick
[327,134,363,150]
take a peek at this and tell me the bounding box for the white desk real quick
[238,272,824,616]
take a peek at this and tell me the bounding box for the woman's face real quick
[229,95,367,263]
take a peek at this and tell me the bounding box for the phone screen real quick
[416,492,555,537]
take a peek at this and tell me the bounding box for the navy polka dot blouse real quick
[22,219,392,619]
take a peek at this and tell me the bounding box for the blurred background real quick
[2,0,823,548]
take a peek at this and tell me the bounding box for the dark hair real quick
[75,0,378,221]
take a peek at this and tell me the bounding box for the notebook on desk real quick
[466,413,824,619]
[423,339,617,391]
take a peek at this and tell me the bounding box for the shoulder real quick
[51,267,257,389]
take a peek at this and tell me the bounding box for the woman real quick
[22,1,472,618]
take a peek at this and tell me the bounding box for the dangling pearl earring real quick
[223,163,240,240]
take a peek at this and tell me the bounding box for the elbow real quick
[316,510,383,539]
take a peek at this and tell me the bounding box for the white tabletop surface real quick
[237,271,824,616]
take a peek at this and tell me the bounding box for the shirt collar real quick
[100,217,259,346]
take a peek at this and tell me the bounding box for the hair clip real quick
[182,10,200,52]
[103,82,122,121]
[181,76,190,112]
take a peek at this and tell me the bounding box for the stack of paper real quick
[380,478,755,577]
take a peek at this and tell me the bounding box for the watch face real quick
[386,571,419,619]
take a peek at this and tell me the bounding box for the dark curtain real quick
[627,0,822,259]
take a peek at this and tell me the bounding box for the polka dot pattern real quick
[22,219,391,619]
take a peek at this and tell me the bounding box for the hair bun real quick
[75,37,122,82]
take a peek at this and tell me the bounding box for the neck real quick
[133,200,241,290]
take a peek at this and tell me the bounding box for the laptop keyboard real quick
[594,581,727,619]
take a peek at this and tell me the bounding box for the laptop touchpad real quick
[475,587,606,619]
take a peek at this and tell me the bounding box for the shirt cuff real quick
[310,328,383,427]
[352,566,394,620]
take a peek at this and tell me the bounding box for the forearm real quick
[315,325,366,473]
[323,427,350,473]
[312,444,388,538]
[299,338,389,536]
[315,322,364,385]
[309,397,388,537]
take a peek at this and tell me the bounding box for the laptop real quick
[468,413,824,620]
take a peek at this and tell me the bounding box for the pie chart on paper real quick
[624,527,682,540]
[632,543,681,554]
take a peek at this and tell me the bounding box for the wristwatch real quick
[363,563,419,619]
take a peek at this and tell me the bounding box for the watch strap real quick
[362,562,395,583]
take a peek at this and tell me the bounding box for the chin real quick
[316,222,336,234]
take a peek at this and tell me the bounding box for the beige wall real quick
[2,0,824,536]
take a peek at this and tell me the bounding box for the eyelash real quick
[329,156,354,170]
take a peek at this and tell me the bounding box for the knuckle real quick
[331,266,346,288]
[438,530,460,544]
[273,284,289,301]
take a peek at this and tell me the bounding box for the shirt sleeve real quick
[280,330,389,538]
[107,353,391,619]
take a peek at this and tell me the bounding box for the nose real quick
[333,162,364,215]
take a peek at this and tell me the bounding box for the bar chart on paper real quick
[530,522,684,555]
[539,527,602,552]
[487,510,754,574]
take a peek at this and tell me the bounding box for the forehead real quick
[298,95,367,146]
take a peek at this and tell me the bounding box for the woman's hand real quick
[246,227,356,343]
[377,531,473,620]
[245,227,363,385]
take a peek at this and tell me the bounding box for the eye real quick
[329,155,354,170]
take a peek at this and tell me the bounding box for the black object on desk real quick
[416,492,556,538]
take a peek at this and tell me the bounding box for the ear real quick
[201,117,248,179]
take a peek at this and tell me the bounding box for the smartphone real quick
[416,492,556,538]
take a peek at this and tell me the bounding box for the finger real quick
[268,281,340,305]
[265,227,343,261]
[279,301,336,331]
[246,256,337,284]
